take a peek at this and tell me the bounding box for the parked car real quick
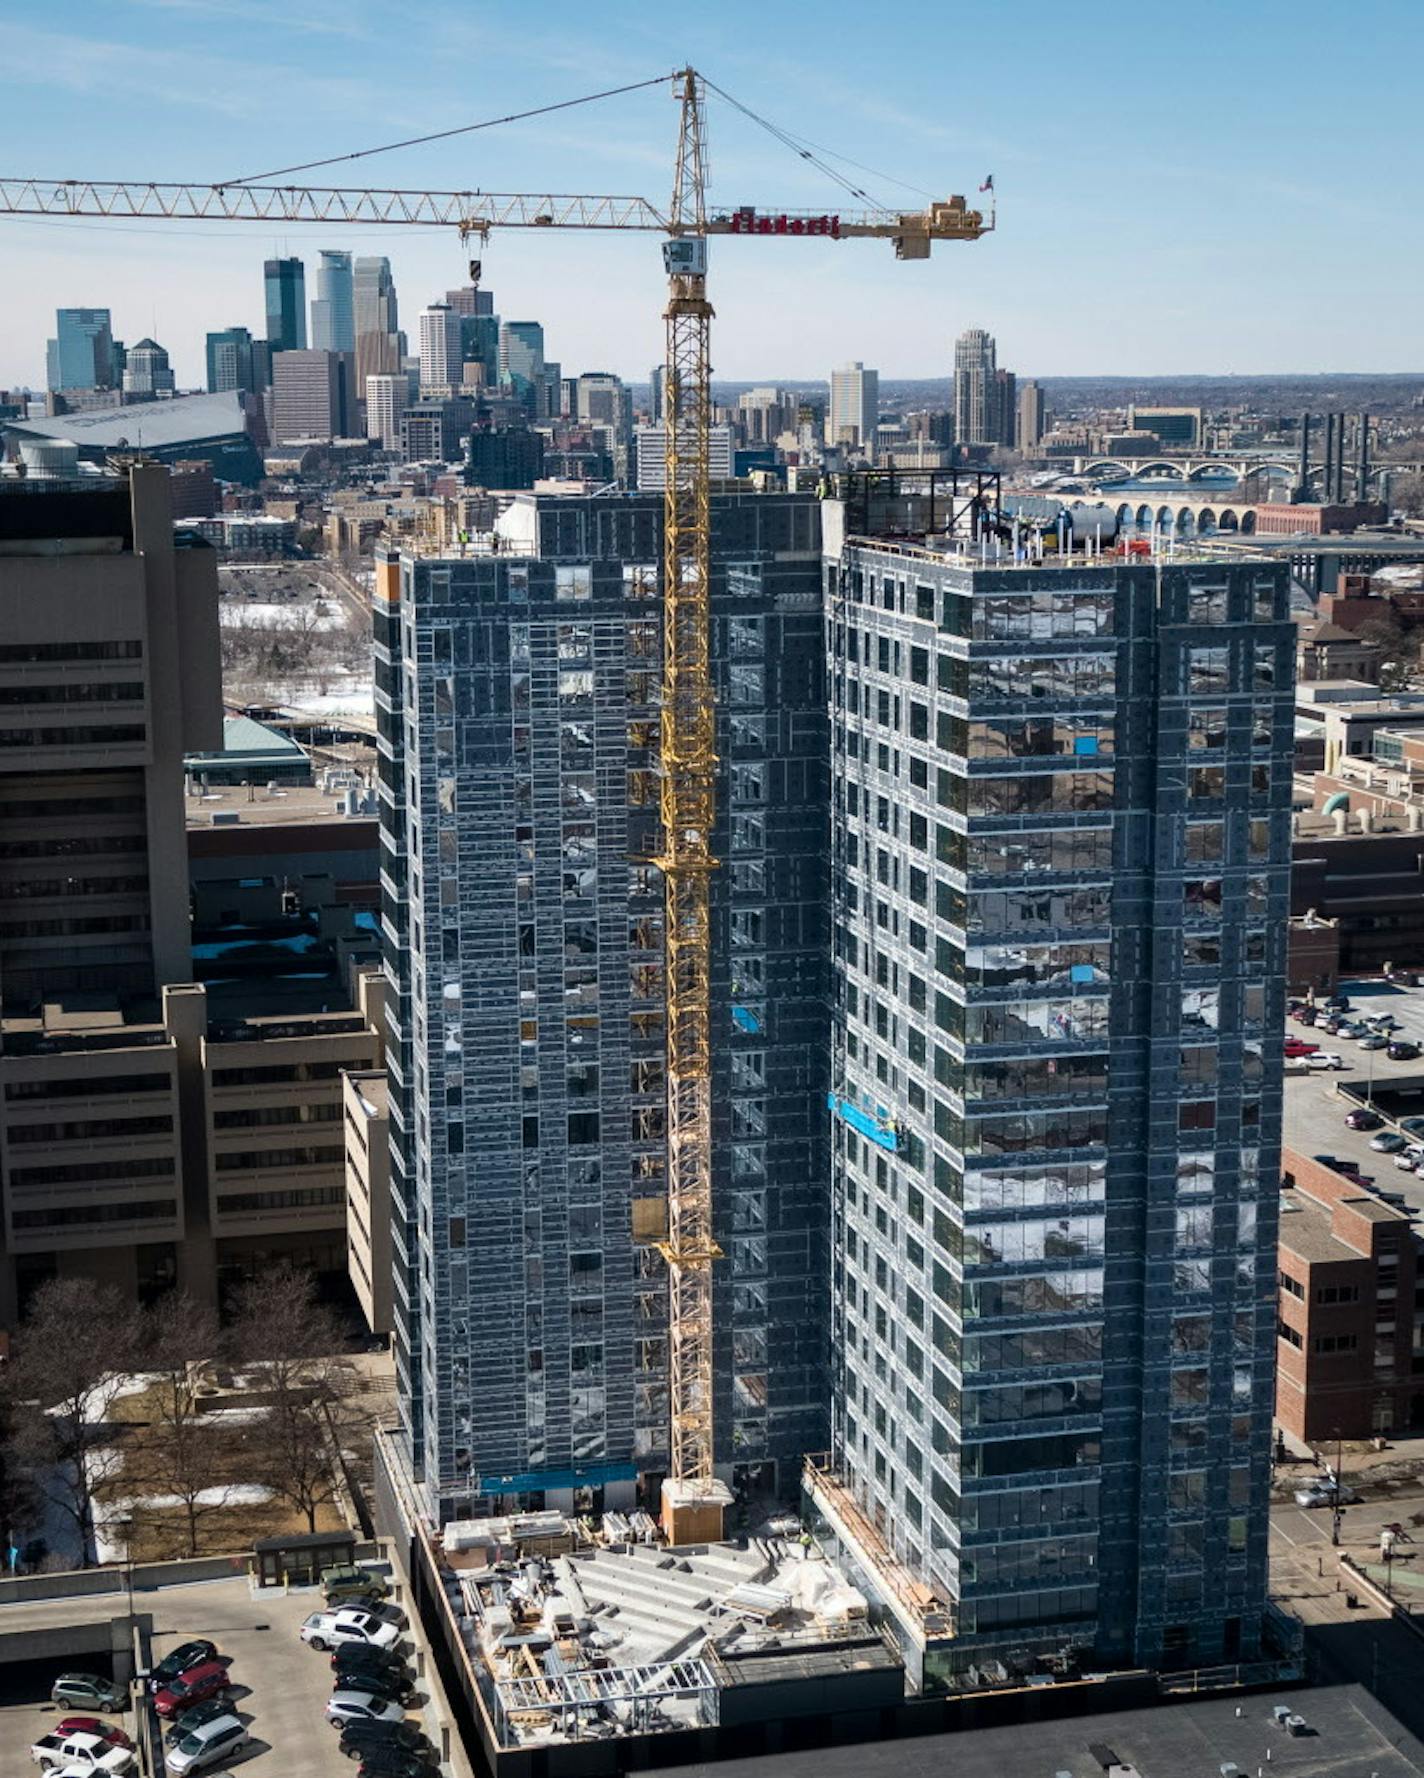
[1337,1022,1367,1040]
[51,1678,127,1717]
[1325,994,1352,1010]
[163,1712,248,1777]
[163,1701,238,1749]
[334,1665,414,1707]
[1294,1479,1362,1508]
[52,1725,131,1754]
[1393,1146,1424,1170]
[303,1608,402,1653]
[29,1732,135,1774]
[1345,1108,1384,1131]
[1307,1052,1345,1071]
[1368,1014,1400,1030]
[152,1661,233,1720]
[338,1720,431,1763]
[323,1564,392,1605]
[1284,1038,1320,1057]
[148,1644,219,1694]
[1358,1034,1388,1051]
[1388,1041,1420,1061]
[356,1749,438,1778]
[1399,1116,1424,1136]
[330,1645,411,1683]
[326,1691,407,1730]
[1370,1131,1407,1153]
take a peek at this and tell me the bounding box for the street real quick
[1271,1480,1424,1741]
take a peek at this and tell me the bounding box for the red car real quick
[1290,1006,1317,1024]
[54,1718,134,1750]
[152,1658,233,1718]
[1284,1038,1320,1057]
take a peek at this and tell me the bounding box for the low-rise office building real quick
[1276,1148,1423,1441]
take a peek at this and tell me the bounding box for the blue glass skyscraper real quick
[264,257,307,354]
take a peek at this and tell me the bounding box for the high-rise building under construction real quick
[808,489,1293,1681]
[375,491,829,1522]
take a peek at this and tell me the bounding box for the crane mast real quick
[654,70,725,1539]
[0,81,988,1537]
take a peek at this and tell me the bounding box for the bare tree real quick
[228,1266,363,1534]
[1391,473,1424,519]
[131,1294,232,1558]
[2,1280,143,1568]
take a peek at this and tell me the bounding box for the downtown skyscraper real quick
[311,249,356,354]
[810,495,1293,1682]
[354,256,402,388]
[264,257,307,353]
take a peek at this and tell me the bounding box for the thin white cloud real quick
[118,0,371,36]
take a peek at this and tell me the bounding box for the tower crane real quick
[0,69,989,1539]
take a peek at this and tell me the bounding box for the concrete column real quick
[165,982,217,1308]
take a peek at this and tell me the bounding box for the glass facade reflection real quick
[826,547,1293,1670]
[379,492,828,1523]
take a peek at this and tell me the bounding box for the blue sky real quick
[2,0,1419,388]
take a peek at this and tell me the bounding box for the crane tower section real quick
[656,71,729,1542]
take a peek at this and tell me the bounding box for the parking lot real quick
[1286,978,1424,1215]
[0,1572,434,1777]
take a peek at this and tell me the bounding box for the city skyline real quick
[1,0,1420,387]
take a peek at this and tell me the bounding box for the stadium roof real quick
[3,390,249,449]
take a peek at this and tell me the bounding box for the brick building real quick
[1276,1149,1424,1442]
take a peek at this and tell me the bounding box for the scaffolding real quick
[493,1657,717,1744]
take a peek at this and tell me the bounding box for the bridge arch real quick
[1136,503,1154,526]
[1197,507,1217,533]
[1218,508,1239,532]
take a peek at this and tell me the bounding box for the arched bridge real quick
[1067,494,1267,537]
[1076,457,1299,484]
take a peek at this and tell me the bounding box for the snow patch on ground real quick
[221,598,347,630]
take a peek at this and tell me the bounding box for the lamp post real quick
[1331,1429,1344,1548]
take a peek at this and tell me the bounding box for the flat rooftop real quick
[186,780,376,830]
[648,1683,1424,1778]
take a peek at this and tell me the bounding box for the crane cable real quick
[217,72,677,188]
[700,77,900,210]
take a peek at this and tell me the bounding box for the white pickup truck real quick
[29,1734,135,1775]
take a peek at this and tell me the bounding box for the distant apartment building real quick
[206,327,269,395]
[633,424,733,491]
[466,426,544,490]
[829,363,879,450]
[271,349,355,442]
[1277,1149,1423,1439]
[366,373,408,451]
[1017,379,1046,450]
[418,305,463,395]
[1127,406,1202,449]
[374,489,829,1522]
[400,398,475,464]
